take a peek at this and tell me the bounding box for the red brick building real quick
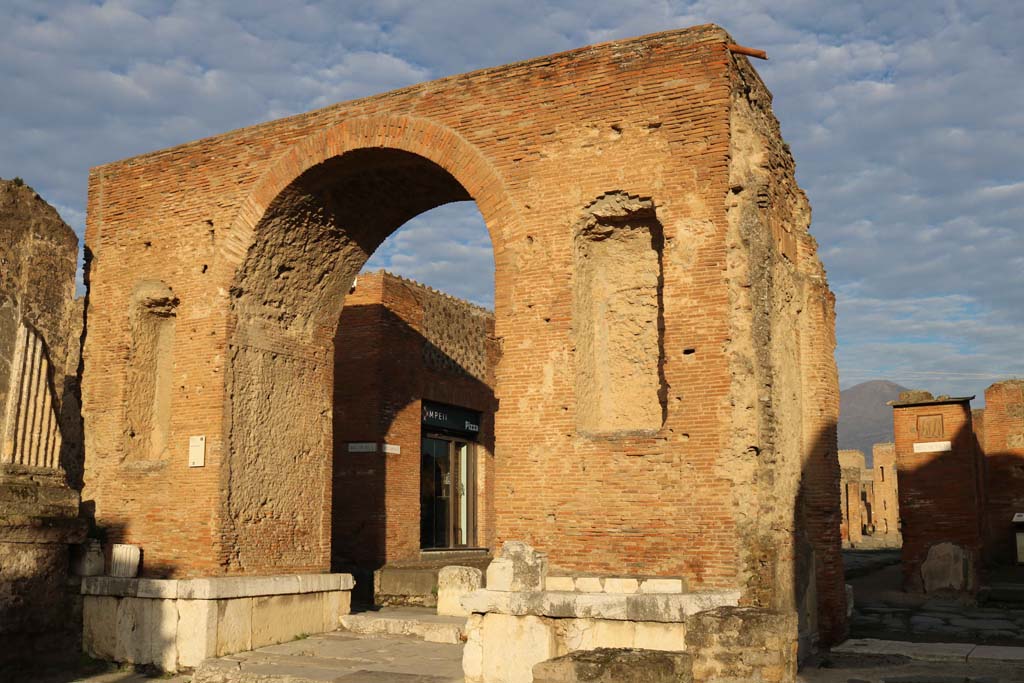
[331,271,497,571]
[892,393,985,593]
[81,25,846,652]
[977,380,1024,565]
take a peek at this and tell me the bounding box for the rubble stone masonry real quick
[0,179,86,671]
[81,25,844,646]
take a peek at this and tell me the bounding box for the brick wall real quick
[981,380,1024,564]
[81,24,842,644]
[893,396,983,592]
[331,271,496,569]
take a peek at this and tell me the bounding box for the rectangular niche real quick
[573,192,665,435]
[125,282,178,461]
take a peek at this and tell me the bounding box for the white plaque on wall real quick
[188,435,206,467]
[383,443,401,454]
[347,442,377,453]
[913,440,952,453]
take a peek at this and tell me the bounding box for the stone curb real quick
[833,637,1024,664]
[461,588,740,622]
[81,573,355,599]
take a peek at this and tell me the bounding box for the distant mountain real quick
[838,380,909,465]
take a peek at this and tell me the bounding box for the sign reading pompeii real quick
[422,400,481,435]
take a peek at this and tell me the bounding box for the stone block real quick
[481,613,557,683]
[114,596,147,663]
[251,592,325,648]
[179,574,301,600]
[462,589,513,615]
[591,620,636,649]
[603,578,639,594]
[633,622,686,651]
[322,591,343,630]
[485,557,515,591]
[921,542,973,594]
[151,599,179,671]
[377,566,438,601]
[639,579,683,594]
[437,565,483,617]
[82,595,118,660]
[216,597,253,656]
[463,614,484,683]
[533,648,693,683]
[574,593,628,620]
[489,540,548,592]
[545,576,576,592]
[176,599,217,669]
[574,577,603,592]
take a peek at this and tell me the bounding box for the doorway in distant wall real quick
[421,401,480,549]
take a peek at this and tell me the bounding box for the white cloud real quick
[1,0,1021,397]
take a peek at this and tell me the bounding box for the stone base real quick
[463,607,796,683]
[533,648,693,683]
[0,465,86,677]
[81,573,354,671]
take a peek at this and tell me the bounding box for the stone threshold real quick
[81,573,355,600]
[833,637,1024,663]
[461,588,740,623]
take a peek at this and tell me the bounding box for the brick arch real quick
[219,113,519,280]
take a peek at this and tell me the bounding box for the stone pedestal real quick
[462,542,797,683]
[0,466,87,674]
[81,572,354,671]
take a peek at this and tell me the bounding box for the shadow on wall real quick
[895,421,987,595]
[794,420,849,653]
[982,455,1024,568]
[330,301,497,574]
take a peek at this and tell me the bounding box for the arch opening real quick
[224,147,500,579]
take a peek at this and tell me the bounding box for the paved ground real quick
[30,632,1024,683]
[192,631,464,683]
[843,548,902,579]
[849,559,1024,645]
[799,651,1024,682]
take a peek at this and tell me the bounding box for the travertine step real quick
[339,607,466,644]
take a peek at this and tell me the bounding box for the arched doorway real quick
[219,125,513,576]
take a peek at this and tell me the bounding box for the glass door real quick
[420,435,476,549]
[421,436,451,549]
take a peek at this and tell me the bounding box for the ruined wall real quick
[332,271,496,569]
[0,178,83,478]
[981,380,1024,564]
[836,446,900,548]
[838,450,867,544]
[893,394,983,593]
[725,61,845,647]
[0,178,86,671]
[871,442,900,539]
[83,24,842,647]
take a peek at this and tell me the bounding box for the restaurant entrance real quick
[420,402,480,549]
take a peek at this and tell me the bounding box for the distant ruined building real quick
[838,445,900,549]
[889,384,1024,595]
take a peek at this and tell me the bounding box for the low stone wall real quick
[82,573,354,671]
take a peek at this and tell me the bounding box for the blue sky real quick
[2,1,1021,401]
